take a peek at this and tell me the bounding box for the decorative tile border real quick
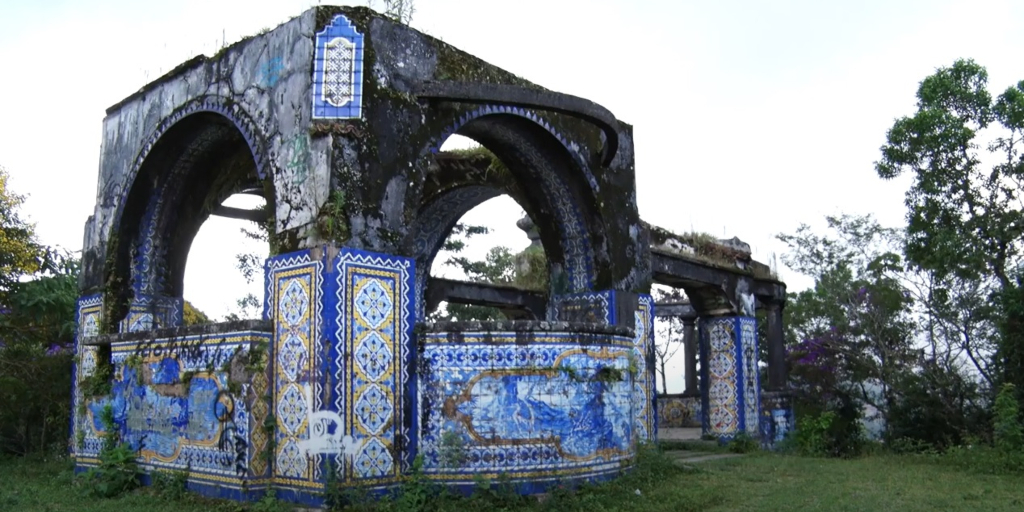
[634,294,656,442]
[119,294,183,333]
[332,248,415,487]
[267,251,324,491]
[72,295,104,459]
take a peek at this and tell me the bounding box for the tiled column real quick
[264,249,325,502]
[635,294,657,442]
[329,247,415,486]
[263,246,416,503]
[71,295,104,464]
[698,315,760,441]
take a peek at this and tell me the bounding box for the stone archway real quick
[93,99,272,333]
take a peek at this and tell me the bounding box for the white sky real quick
[3,0,1024,392]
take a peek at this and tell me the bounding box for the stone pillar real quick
[698,315,760,441]
[765,301,787,391]
[683,318,698,394]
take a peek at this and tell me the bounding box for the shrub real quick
[728,432,761,454]
[993,383,1023,452]
[79,404,140,498]
[793,398,866,458]
[0,342,73,455]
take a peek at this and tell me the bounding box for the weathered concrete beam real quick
[653,301,696,319]
[425,277,548,320]
[211,205,267,223]
[651,251,785,312]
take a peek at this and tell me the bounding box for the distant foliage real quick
[182,300,210,326]
[876,58,1024,409]
[0,165,48,303]
[0,249,78,456]
[0,168,80,456]
[430,221,550,323]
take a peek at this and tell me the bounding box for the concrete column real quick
[683,318,698,394]
[765,301,787,391]
[698,315,760,441]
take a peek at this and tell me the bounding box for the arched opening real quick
[415,135,549,321]
[410,113,613,321]
[105,111,272,332]
[183,191,269,322]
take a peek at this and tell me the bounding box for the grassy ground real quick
[2,450,1022,512]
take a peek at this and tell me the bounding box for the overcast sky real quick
[3,0,1024,392]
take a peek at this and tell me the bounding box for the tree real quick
[652,287,685,394]
[183,301,210,326]
[0,165,45,302]
[429,224,510,322]
[779,213,989,448]
[875,58,1024,401]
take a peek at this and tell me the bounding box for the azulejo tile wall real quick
[266,252,324,493]
[760,391,794,449]
[72,295,103,460]
[417,331,636,489]
[656,395,702,429]
[634,295,656,441]
[75,330,271,497]
[698,316,760,440]
[332,248,415,487]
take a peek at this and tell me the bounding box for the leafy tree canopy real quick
[0,166,45,301]
[876,59,1024,286]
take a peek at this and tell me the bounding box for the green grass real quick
[2,449,1022,512]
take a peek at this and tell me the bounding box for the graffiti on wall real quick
[297,384,364,458]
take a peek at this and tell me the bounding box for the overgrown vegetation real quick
[79,405,140,498]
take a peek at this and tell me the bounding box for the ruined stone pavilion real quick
[71,5,791,506]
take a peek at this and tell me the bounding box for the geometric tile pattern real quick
[740,318,760,436]
[698,316,760,441]
[76,330,270,491]
[634,294,656,442]
[267,251,323,490]
[312,15,364,119]
[417,331,636,488]
[551,291,612,324]
[119,294,184,333]
[249,370,271,477]
[333,248,414,486]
